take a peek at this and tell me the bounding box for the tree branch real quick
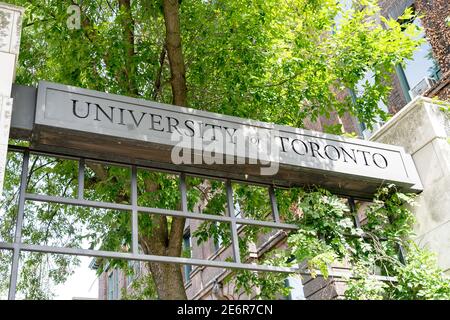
[152,44,167,100]
[162,0,188,107]
[118,0,138,96]
[142,178,169,252]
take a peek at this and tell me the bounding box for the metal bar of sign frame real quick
[0,145,397,300]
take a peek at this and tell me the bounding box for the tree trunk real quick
[118,0,138,95]
[140,0,189,300]
[148,263,187,300]
[87,0,191,300]
[163,0,188,107]
[142,225,188,300]
[117,0,189,299]
[139,231,188,300]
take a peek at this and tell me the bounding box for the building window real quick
[212,201,239,253]
[107,272,114,300]
[213,222,224,253]
[114,269,119,299]
[401,8,441,98]
[127,261,141,287]
[107,269,120,300]
[183,230,192,281]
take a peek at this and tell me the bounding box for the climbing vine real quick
[215,185,450,300]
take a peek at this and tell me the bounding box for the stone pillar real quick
[0,2,24,194]
[371,96,450,273]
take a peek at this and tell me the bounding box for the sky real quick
[52,256,99,300]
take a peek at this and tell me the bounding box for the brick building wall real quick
[416,0,450,101]
[415,0,450,75]
[185,226,286,300]
[379,0,415,115]
[387,73,410,114]
[381,0,450,103]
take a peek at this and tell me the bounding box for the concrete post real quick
[371,96,450,273]
[0,2,24,194]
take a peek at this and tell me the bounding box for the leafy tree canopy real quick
[13,0,420,127]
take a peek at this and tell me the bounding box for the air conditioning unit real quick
[409,77,437,98]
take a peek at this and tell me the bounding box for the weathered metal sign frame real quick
[0,145,397,300]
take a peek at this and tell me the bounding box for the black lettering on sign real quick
[324,145,340,161]
[150,113,164,132]
[373,153,388,169]
[340,147,357,164]
[309,142,325,159]
[94,103,114,123]
[72,99,89,119]
[291,139,308,156]
[128,110,147,128]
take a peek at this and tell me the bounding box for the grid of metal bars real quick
[0,145,396,300]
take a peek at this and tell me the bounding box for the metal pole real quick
[398,244,406,265]
[269,186,280,223]
[179,173,188,213]
[78,158,84,200]
[226,180,241,264]
[131,166,138,254]
[8,150,29,300]
[24,193,298,230]
[348,197,361,228]
[0,147,402,282]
